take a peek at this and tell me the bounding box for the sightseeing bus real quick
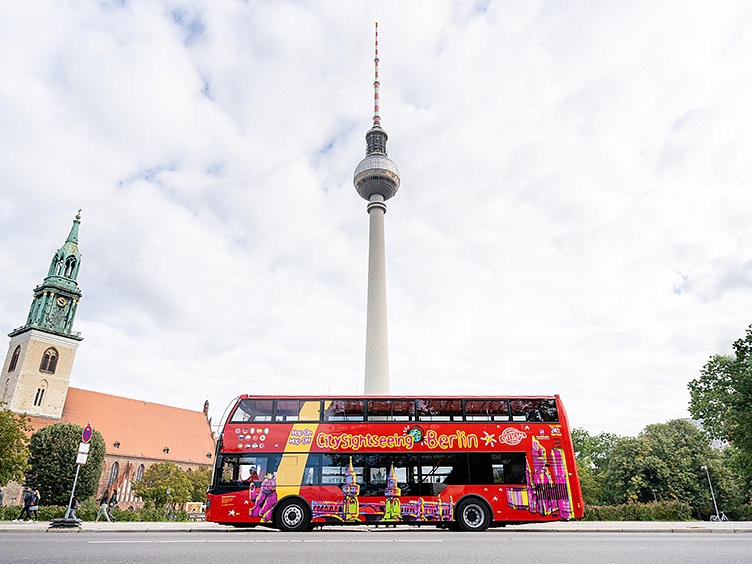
[205,395,583,531]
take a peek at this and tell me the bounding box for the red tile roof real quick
[28,387,215,464]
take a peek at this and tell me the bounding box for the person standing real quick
[0,487,4,506]
[14,488,33,522]
[95,491,111,522]
[29,490,40,521]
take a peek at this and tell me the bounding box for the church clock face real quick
[56,297,67,307]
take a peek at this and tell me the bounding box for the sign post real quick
[52,423,92,528]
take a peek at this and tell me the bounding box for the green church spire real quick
[9,212,84,340]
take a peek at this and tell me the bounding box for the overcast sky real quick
[2,1,752,437]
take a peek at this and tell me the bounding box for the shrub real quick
[582,501,693,521]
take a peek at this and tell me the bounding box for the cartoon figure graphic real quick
[250,473,278,522]
[341,457,361,521]
[382,465,402,521]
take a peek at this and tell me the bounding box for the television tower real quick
[353,23,401,394]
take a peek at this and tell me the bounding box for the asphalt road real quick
[5,529,752,564]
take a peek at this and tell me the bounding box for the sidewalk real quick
[1,520,752,533]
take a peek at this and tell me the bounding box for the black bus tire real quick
[275,498,311,532]
[455,498,491,532]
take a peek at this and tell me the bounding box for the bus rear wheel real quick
[455,498,491,532]
[276,499,310,532]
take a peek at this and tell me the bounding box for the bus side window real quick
[230,399,273,422]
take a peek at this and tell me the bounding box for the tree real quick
[26,423,106,505]
[571,428,619,505]
[186,466,212,502]
[132,462,192,508]
[601,419,743,513]
[689,325,752,495]
[0,404,30,486]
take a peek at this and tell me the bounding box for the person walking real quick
[0,487,4,507]
[107,491,118,522]
[95,491,111,522]
[65,495,80,520]
[29,490,40,521]
[14,487,33,522]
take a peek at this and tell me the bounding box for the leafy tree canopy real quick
[602,419,743,512]
[0,404,30,486]
[132,462,192,507]
[186,466,211,502]
[26,422,106,505]
[689,324,752,495]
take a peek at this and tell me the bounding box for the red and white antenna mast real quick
[373,22,380,127]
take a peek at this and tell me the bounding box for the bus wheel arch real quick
[454,496,492,532]
[274,496,312,532]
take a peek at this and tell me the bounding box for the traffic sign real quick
[82,423,92,443]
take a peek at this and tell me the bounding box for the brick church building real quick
[0,213,216,506]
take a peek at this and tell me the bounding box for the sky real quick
[2,1,752,437]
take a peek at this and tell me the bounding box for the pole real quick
[701,465,720,520]
[64,464,81,519]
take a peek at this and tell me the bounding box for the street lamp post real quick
[700,465,720,521]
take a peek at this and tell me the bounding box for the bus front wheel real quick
[455,498,491,532]
[275,499,311,532]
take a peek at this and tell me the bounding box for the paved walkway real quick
[1,520,751,533]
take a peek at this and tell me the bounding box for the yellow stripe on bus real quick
[276,401,321,498]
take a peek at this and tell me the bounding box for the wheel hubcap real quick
[463,504,484,528]
[283,505,303,527]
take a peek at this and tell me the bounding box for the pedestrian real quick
[65,495,80,520]
[14,487,33,522]
[95,490,111,522]
[0,487,4,506]
[107,490,118,522]
[29,490,40,521]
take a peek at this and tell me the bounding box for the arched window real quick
[40,348,58,374]
[8,346,20,372]
[135,464,145,482]
[33,380,48,407]
[108,462,120,487]
[64,256,77,278]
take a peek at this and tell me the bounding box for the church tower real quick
[0,212,84,418]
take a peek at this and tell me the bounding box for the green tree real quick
[0,404,30,486]
[601,419,743,514]
[132,462,192,508]
[26,422,106,505]
[186,466,211,502]
[689,326,752,496]
[572,428,619,505]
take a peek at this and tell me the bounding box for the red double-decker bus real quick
[205,395,583,531]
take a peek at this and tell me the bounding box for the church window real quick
[33,380,48,407]
[40,348,59,374]
[9,346,20,372]
[108,462,120,486]
[135,464,145,482]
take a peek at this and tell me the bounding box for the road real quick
[4,529,752,564]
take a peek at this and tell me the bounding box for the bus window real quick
[324,399,365,421]
[416,399,463,421]
[419,453,469,495]
[367,399,415,421]
[488,399,510,421]
[510,399,559,422]
[217,454,280,490]
[468,453,527,485]
[275,400,321,422]
[230,399,274,422]
[321,454,364,485]
[367,400,391,421]
[361,453,419,496]
[464,400,491,421]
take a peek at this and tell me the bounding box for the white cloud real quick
[2,1,752,437]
